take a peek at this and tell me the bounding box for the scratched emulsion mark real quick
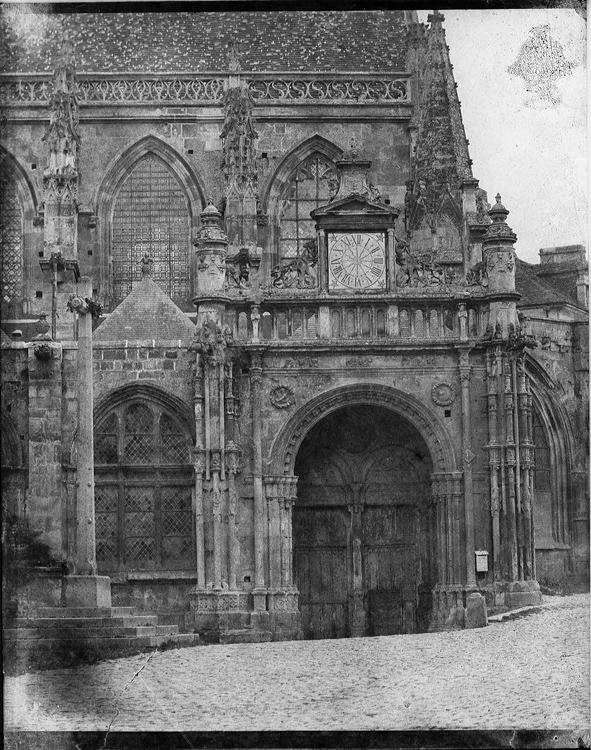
[507,24,574,107]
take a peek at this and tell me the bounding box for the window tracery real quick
[111,155,191,302]
[278,154,336,263]
[94,400,194,572]
[0,174,23,306]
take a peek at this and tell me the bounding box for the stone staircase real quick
[4,606,200,665]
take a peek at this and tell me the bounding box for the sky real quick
[417,8,587,264]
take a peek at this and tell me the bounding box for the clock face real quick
[329,232,386,290]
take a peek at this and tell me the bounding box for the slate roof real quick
[93,276,195,342]
[515,257,580,308]
[0,11,411,74]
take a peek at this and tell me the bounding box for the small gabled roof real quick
[312,194,398,218]
[93,276,195,343]
[515,257,582,309]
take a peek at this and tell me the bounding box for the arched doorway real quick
[293,404,435,639]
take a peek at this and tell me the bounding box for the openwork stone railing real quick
[0,73,410,106]
[248,77,409,103]
[229,300,485,342]
[0,76,225,105]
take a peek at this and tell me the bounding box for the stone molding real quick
[268,384,458,476]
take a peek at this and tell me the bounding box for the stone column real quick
[458,347,476,588]
[251,350,267,610]
[226,444,241,591]
[485,350,502,581]
[64,289,111,607]
[264,477,282,591]
[69,291,96,576]
[503,354,519,580]
[193,448,206,589]
[349,491,365,637]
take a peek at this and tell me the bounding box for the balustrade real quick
[228,301,485,343]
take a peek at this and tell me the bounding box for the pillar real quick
[251,350,266,610]
[458,346,476,588]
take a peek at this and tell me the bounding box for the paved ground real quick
[4,594,590,733]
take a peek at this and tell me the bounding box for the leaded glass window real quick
[112,156,191,301]
[279,154,336,262]
[0,175,23,305]
[95,400,194,572]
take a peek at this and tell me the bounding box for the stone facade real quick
[1,10,588,643]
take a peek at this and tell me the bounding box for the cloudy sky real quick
[419,8,587,264]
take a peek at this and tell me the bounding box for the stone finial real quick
[140,253,154,277]
[228,40,241,73]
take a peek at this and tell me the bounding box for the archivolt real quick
[267,384,457,476]
[94,382,195,441]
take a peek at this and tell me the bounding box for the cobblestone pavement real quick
[4,594,589,732]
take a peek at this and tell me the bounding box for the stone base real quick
[503,580,542,609]
[186,589,302,642]
[62,576,112,608]
[430,586,488,631]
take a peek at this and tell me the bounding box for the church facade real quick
[1,11,588,643]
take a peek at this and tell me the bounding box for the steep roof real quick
[0,11,411,74]
[93,276,195,342]
[515,257,581,308]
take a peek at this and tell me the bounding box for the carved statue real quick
[395,237,447,288]
[140,253,154,278]
[465,260,488,287]
[271,238,318,289]
[225,247,251,289]
[42,45,80,180]
[194,316,233,362]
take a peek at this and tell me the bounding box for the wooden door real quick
[293,505,350,639]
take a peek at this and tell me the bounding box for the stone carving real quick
[270,385,295,409]
[3,76,410,106]
[193,316,232,362]
[465,261,488,287]
[33,311,51,340]
[66,294,102,319]
[249,78,408,102]
[486,250,515,275]
[42,43,80,180]
[140,253,154,277]
[395,238,453,287]
[271,238,318,289]
[507,323,538,353]
[345,357,373,368]
[33,342,52,360]
[225,247,252,289]
[220,78,258,196]
[282,356,318,369]
[431,383,456,407]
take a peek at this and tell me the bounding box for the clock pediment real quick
[312,194,398,220]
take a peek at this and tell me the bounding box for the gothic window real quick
[94,400,194,573]
[0,174,23,307]
[111,155,191,302]
[279,154,336,262]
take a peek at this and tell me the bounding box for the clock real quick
[328,232,386,290]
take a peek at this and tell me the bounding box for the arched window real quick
[0,173,23,309]
[111,155,191,303]
[94,400,194,573]
[278,154,336,263]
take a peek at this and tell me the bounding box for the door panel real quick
[293,507,349,639]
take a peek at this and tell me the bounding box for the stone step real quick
[219,629,273,644]
[6,625,166,640]
[36,607,137,619]
[14,615,159,629]
[12,632,200,652]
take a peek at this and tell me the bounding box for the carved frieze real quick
[1,76,410,106]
